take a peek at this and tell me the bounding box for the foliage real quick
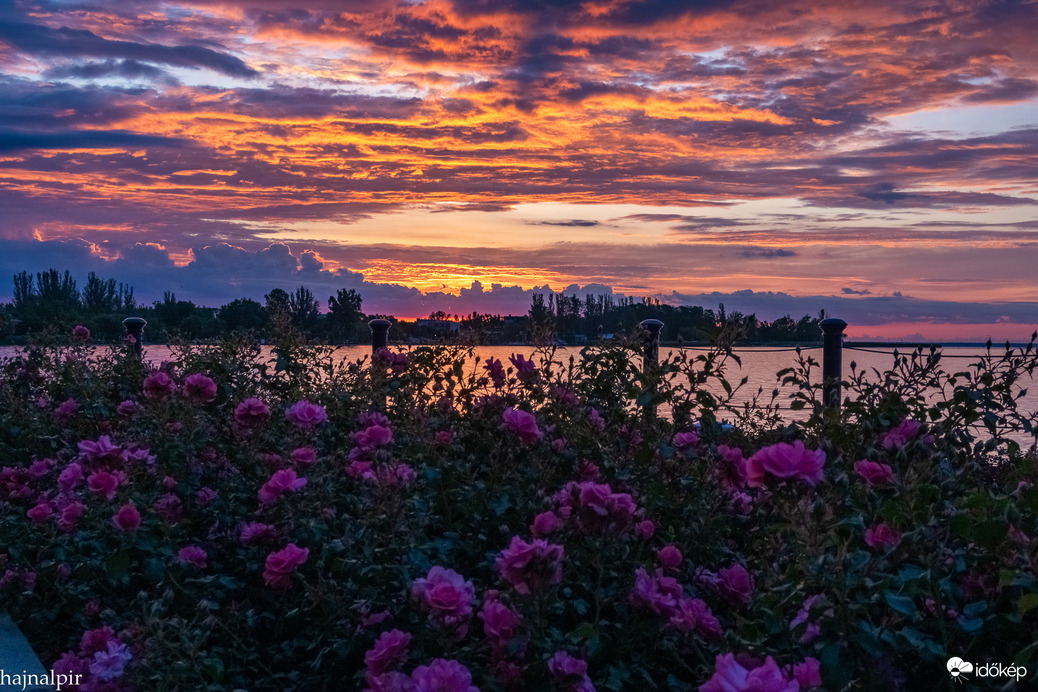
[0,328,1036,691]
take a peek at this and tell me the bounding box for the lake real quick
[2,342,1034,446]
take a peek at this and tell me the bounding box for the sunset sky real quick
[1,0,1036,339]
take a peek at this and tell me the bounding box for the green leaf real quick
[106,550,130,578]
[1018,593,1038,615]
[884,591,917,617]
[973,519,1008,549]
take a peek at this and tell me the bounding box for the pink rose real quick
[501,408,543,444]
[658,545,683,570]
[531,511,563,537]
[239,521,277,545]
[356,424,393,449]
[700,654,799,692]
[58,463,84,493]
[57,501,85,532]
[143,370,177,400]
[263,543,309,590]
[410,658,476,692]
[864,522,902,550]
[881,419,924,449]
[854,460,895,486]
[153,493,183,522]
[629,567,683,617]
[548,651,594,690]
[481,600,522,654]
[495,536,564,595]
[87,470,122,500]
[670,597,722,641]
[258,468,307,504]
[290,447,318,467]
[364,629,412,678]
[673,431,699,449]
[635,519,656,539]
[177,545,208,568]
[412,566,475,627]
[54,398,80,422]
[111,503,141,532]
[285,400,328,429]
[792,657,822,688]
[235,397,271,427]
[72,324,91,341]
[27,501,54,524]
[116,399,141,417]
[182,373,217,404]
[703,563,755,608]
[745,440,825,487]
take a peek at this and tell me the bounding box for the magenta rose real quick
[87,470,122,501]
[410,658,476,692]
[234,397,271,427]
[881,418,924,449]
[182,373,218,404]
[495,536,564,595]
[700,654,799,692]
[501,408,543,444]
[364,629,412,678]
[142,371,176,400]
[864,522,902,550]
[111,503,141,532]
[54,398,80,422]
[745,440,826,487]
[263,543,309,590]
[658,545,683,570]
[630,567,683,617]
[72,324,91,341]
[177,545,208,568]
[285,400,328,429]
[481,599,522,654]
[411,566,475,626]
[673,431,699,449]
[854,460,896,487]
[669,596,722,641]
[258,468,307,504]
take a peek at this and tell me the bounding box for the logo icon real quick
[947,657,974,682]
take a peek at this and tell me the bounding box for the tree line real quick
[0,269,826,345]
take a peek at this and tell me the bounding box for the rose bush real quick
[0,327,1035,690]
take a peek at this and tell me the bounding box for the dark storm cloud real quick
[528,220,601,227]
[0,127,188,152]
[737,248,796,258]
[43,59,178,84]
[0,20,259,77]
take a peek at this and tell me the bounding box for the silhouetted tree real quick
[219,298,268,333]
[327,288,363,343]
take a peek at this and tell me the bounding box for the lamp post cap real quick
[639,319,664,329]
[122,317,148,327]
[368,318,392,327]
[819,318,847,330]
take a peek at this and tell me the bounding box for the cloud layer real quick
[0,0,1035,338]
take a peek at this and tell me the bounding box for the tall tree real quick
[327,288,363,342]
[288,286,320,332]
[219,298,268,333]
[81,272,119,313]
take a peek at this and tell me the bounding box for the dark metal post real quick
[820,318,847,410]
[640,319,664,370]
[639,319,664,417]
[369,318,391,356]
[122,317,146,358]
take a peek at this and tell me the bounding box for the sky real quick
[0,0,1036,340]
